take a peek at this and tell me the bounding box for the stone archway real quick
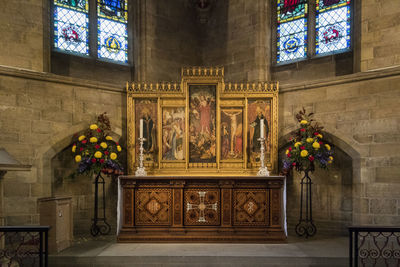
[278,128,361,235]
[35,124,123,236]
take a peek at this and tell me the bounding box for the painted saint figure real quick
[199,95,211,134]
[250,107,269,153]
[141,108,154,152]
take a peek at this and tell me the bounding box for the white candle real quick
[260,119,264,139]
[140,119,143,139]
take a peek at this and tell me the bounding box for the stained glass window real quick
[53,0,89,55]
[316,0,351,55]
[97,0,128,63]
[277,0,308,64]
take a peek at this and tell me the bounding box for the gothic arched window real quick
[276,0,352,64]
[52,0,129,63]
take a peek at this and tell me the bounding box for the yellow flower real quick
[300,150,309,157]
[285,149,289,155]
[325,144,331,151]
[106,136,113,141]
[100,142,107,149]
[78,135,85,141]
[306,138,314,143]
[72,145,76,153]
[94,151,102,158]
[317,134,323,139]
[90,137,98,143]
[90,124,98,130]
[85,150,89,155]
[329,156,333,161]
[294,142,302,148]
[117,145,122,152]
[75,155,81,162]
[300,120,308,125]
[110,153,117,160]
[312,142,320,149]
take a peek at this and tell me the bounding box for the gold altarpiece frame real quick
[126,67,279,176]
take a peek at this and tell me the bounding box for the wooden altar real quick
[117,175,286,242]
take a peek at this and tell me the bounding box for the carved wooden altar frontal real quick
[118,176,286,242]
[126,67,279,176]
[135,188,171,225]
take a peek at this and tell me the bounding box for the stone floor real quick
[49,235,348,267]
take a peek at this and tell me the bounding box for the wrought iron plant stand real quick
[295,169,316,238]
[90,172,111,236]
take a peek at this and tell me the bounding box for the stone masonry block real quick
[41,108,72,123]
[4,197,36,214]
[4,182,30,197]
[315,99,346,113]
[370,143,400,157]
[370,107,400,119]
[6,215,32,226]
[375,167,400,183]
[353,118,398,135]
[345,96,377,112]
[370,199,397,215]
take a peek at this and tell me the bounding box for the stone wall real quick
[138,0,202,81]
[0,0,47,72]
[279,67,400,228]
[202,0,271,81]
[361,0,400,71]
[0,66,125,231]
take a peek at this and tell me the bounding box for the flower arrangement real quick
[72,113,123,176]
[282,108,333,173]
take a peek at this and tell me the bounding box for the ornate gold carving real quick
[233,189,268,226]
[127,82,182,94]
[182,66,224,77]
[135,189,171,225]
[224,82,278,93]
[184,189,219,225]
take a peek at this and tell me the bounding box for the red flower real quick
[319,141,323,145]
[300,146,305,150]
[82,140,87,144]
[300,128,305,132]
[314,132,319,136]
[292,162,296,166]
[104,151,109,155]
[288,147,292,151]
[97,128,101,133]
[116,142,119,145]
[80,147,83,151]
[91,158,97,163]
[100,159,105,164]
[287,153,291,158]
[308,156,315,162]
[95,144,100,149]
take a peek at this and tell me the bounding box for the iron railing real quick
[0,226,49,267]
[349,226,400,267]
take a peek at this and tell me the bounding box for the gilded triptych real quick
[127,67,279,175]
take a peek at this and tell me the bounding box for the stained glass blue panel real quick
[53,6,89,55]
[97,0,128,62]
[277,0,308,64]
[277,19,308,63]
[316,1,351,55]
[98,19,128,62]
[98,0,128,23]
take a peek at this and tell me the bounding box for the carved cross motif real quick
[186,191,217,222]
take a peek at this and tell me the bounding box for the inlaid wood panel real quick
[123,188,134,226]
[135,189,171,225]
[233,189,268,226]
[270,188,281,227]
[184,189,220,225]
